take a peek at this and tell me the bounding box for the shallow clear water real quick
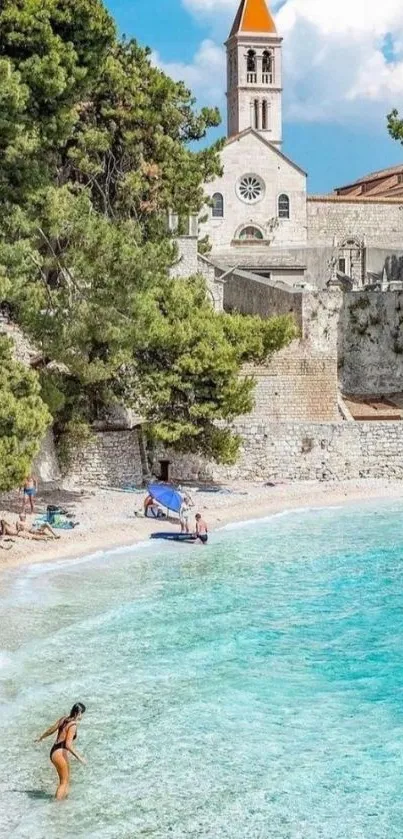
[1,501,403,838]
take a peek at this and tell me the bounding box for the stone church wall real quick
[307,197,403,248]
[339,290,403,394]
[202,131,307,251]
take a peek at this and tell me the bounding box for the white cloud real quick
[182,0,237,14]
[152,39,226,107]
[175,0,403,125]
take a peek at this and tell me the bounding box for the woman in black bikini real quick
[35,702,87,800]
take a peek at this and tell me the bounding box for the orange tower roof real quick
[229,0,277,36]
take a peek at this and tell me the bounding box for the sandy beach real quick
[0,478,402,573]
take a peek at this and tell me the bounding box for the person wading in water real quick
[35,702,87,800]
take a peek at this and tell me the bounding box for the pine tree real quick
[0,337,50,491]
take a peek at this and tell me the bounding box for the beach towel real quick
[34,515,79,530]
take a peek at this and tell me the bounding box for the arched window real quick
[262,100,268,130]
[212,193,224,218]
[278,194,290,219]
[262,50,273,83]
[239,226,264,240]
[247,50,257,83]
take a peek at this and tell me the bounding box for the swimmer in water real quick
[195,513,208,544]
[35,702,87,800]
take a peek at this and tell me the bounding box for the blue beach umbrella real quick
[148,483,182,514]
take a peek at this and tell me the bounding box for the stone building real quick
[200,0,403,293]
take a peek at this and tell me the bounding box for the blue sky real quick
[105,0,403,194]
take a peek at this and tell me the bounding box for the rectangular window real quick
[262,100,268,130]
[338,258,346,274]
[254,99,259,130]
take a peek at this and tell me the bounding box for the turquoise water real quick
[1,502,403,838]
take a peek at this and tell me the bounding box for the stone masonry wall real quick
[64,430,143,489]
[157,421,403,483]
[237,288,341,423]
[34,430,61,484]
[308,197,403,248]
[242,353,338,422]
[0,318,37,365]
[339,290,403,394]
[224,271,304,325]
[170,236,199,278]
[197,254,225,312]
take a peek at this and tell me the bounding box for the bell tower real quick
[226,0,283,147]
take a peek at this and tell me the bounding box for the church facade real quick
[199,0,403,292]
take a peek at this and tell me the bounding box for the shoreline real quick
[1,478,403,574]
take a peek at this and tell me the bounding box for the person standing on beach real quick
[179,498,192,534]
[20,474,38,514]
[35,702,87,800]
[179,489,194,534]
[195,513,208,544]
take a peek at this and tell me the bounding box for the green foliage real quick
[65,39,223,223]
[0,0,115,206]
[387,109,403,144]
[39,371,66,416]
[0,337,50,491]
[0,0,296,465]
[131,278,297,461]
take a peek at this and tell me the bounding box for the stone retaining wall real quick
[64,430,143,489]
[34,430,61,484]
[241,353,339,422]
[156,421,403,483]
[339,290,403,394]
[223,271,304,325]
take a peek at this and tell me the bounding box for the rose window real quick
[237,174,264,204]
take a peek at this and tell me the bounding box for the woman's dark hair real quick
[70,702,86,718]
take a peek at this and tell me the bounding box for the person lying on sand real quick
[1,516,60,541]
[16,514,61,540]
